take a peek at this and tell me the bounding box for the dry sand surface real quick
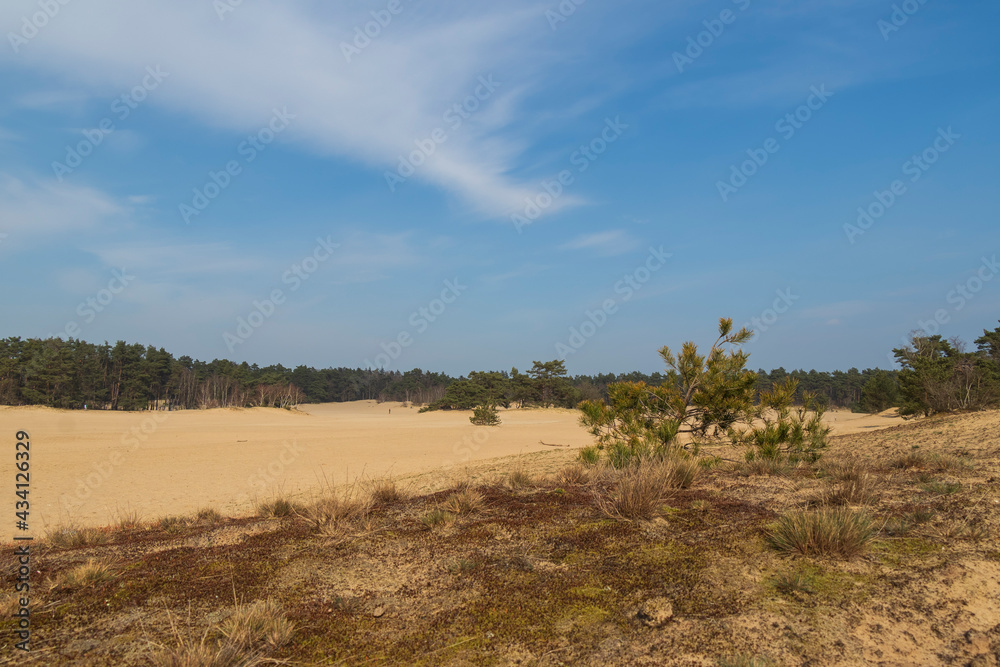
[0,402,899,531]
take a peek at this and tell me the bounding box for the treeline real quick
[891,322,1000,416]
[0,337,449,411]
[4,322,997,415]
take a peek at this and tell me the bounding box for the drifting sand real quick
[0,402,899,531]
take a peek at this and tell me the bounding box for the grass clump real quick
[158,516,191,534]
[766,508,875,558]
[370,479,408,505]
[920,480,961,495]
[53,559,116,590]
[556,463,591,486]
[151,639,244,667]
[817,472,880,506]
[738,456,791,477]
[219,598,295,651]
[113,507,144,530]
[442,488,485,514]
[421,508,456,529]
[255,496,303,518]
[770,572,815,596]
[506,464,534,490]
[300,489,370,532]
[196,508,224,524]
[44,525,108,549]
[596,460,692,521]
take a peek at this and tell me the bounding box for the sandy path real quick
[0,402,900,531]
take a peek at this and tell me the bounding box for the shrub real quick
[579,318,829,468]
[766,508,875,558]
[470,404,501,426]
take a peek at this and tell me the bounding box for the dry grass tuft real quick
[301,490,370,532]
[44,524,109,549]
[888,450,968,472]
[766,508,875,558]
[113,506,144,530]
[421,508,456,529]
[596,460,691,521]
[219,598,295,651]
[817,472,881,506]
[369,478,409,505]
[53,559,116,590]
[738,457,791,476]
[442,488,485,514]
[506,464,534,490]
[254,496,303,518]
[196,508,224,525]
[556,463,591,486]
[151,640,246,667]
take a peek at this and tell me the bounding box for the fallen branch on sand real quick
[538,440,569,448]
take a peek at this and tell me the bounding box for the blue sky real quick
[1,0,997,376]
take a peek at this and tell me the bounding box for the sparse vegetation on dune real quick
[12,407,1000,665]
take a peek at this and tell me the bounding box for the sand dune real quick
[0,402,900,531]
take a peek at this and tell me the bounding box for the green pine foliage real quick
[470,404,501,426]
[579,318,830,466]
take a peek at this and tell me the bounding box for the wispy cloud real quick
[559,229,639,256]
[0,0,606,219]
[0,174,122,235]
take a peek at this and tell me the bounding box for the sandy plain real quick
[0,401,899,531]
